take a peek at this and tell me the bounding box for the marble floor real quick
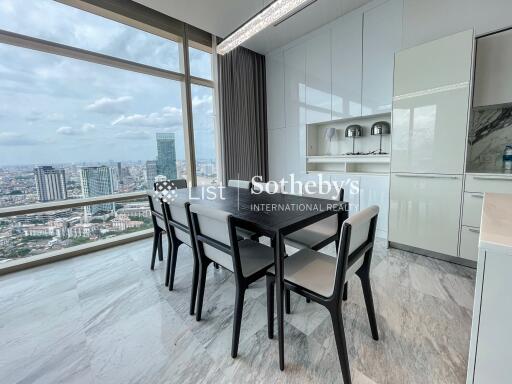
[0,237,476,384]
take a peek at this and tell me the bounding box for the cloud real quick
[115,130,151,140]
[56,123,95,136]
[111,106,182,128]
[0,132,41,146]
[85,96,132,114]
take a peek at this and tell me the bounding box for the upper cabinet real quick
[474,29,512,108]
[284,43,306,127]
[305,30,332,124]
[362,0,403,116]
[331,13,363,119]
[266,50,285,129]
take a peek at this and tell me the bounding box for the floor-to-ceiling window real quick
[0,0,218,263]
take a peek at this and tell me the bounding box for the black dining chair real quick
[266,206,380,384]
[189,203,275,358]
[147,192,167,271]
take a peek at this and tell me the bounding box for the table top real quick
[171,186,348,237]
[479,193,512,255]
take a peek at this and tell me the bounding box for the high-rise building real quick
[33,166,67,202]
[80,166,115,215]
[156,133,177,180]
[116,162,123,185]
[145,160,157,187]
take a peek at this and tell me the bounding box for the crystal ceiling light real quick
[217,0,313,55]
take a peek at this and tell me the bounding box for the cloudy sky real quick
[0,0,216,166]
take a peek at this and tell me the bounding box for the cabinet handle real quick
[470,193,484,198]
[473,176,512,181]
[395,174,459,179]
[468,228,480,234]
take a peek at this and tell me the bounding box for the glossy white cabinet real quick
[460,226,480,262]
[462,192,484,228]
[391,85,470,174]
[389,174,463,256]
[331,12,362,119]
[266,49,285,129]
[305,30,332,124]
[362,0,403,116]
[394,29,474,96]
[284,43,306,128]
[359,174,390,237]
[268,128,286,180]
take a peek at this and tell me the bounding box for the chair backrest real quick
[227,179,251,189]
[147,191,166,231]
[252,181,282,194]
[334,206,379,295]
[154,179,187,202]
[162,197,192,246]
[302,182,345,237]
[189,204,242,275]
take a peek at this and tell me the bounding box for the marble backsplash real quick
[467,106,512,173]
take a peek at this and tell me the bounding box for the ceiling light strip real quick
[217,0,312,55]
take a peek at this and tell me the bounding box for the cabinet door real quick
[330,174,360,216]
[268,128,286,180]
[266,49,285,129]
[331,12,362,119]
[391,85,470,174]
[362,0,402,116]
[394,29,473,97]
[284,43,306,127]
[389,174,463,256]
[359,175,389,238]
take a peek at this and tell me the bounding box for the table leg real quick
[274,231,285,370]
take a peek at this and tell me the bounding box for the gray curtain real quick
[218,46,268,183]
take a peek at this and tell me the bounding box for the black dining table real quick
[173,186,348,370]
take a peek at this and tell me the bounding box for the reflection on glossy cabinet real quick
[266,50,285,129]
[268,128,286,181]
[362,0,402,116]
[306,30,332,124]
[389,174,463,256]
[330,174,360,216]
[359,175,389,237]
[284,44,306,128]
[331,12,362,119]
[391,85,470,174]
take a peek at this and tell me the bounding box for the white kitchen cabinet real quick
[389,174,463,256]
[266,49,285,129]
[473,27,512,107]
[305,30,332,124]
[394,29,474,96]
[460,226,480,262]
[462,192,484,228]
[331,12,362,119]
[391,85,470,174]
[268,128,286,181]
[330,174,360,216]
[362,0,403,116]
[359,174,390,238]
[284,43,306,128]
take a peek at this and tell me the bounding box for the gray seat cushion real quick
[269,249,364,298]
[285,215,337,249]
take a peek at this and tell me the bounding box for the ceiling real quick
[134,0,373,54]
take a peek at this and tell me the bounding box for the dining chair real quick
[147,192,167,271]
[227,179,252,189]
[266,206,380,384]
[189,204,275,358]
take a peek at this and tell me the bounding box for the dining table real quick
[172,186,349,370]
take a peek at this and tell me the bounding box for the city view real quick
[0,133,217,263]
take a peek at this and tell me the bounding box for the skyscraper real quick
[145,160,157,187]
[156,133,177,180]
[116,162,123,185]
[34,166,67,202]
[80,166,115,215]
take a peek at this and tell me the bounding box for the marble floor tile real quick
[0,238,475,384]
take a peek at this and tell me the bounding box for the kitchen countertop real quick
[479,193,512,255]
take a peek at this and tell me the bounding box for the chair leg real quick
[358,270,379,340]
[231,285,246,358]
[168,242,179,291]
[157,232,164,261]
[195,260,210,321]
[306,297,311,303]
[150,230,159,270]
[165,240,172,287]
[189,256,199,315]
[343,282,348,301]
[266,275,274,339]
[330,308,352,384]
[213,262,219,269]
[285,288,291,314]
